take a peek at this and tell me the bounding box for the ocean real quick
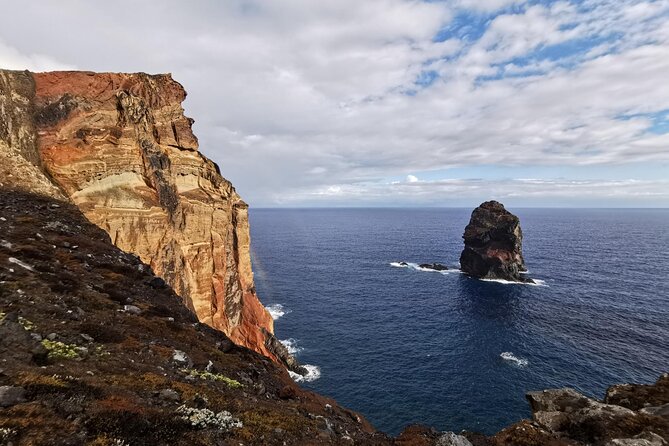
[248,208,669,436]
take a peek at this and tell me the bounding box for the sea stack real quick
[459,200,533,283]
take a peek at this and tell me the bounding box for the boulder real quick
[0,385,26,407]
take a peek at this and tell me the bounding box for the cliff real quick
[0,69,298,372]
[0,189,384,445]
[459,200,533,283]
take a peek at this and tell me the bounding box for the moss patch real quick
[41,339,80,360]
[181,368,243,388]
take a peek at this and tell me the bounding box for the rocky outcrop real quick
[459,200,533,283]
[0,69,299,373]
[605,373,669,412]
[517,375,669,445]
[419,263,449,271]
[0,71,65,198]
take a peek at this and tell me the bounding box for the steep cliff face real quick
[0,69,291,370]
[0,71,65,198]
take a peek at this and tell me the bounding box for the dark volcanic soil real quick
[0,189,388,446]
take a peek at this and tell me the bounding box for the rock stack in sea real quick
[459,200,533,283]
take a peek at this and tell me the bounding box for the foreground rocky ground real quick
[0,189,667,445]
[0,189,389,445]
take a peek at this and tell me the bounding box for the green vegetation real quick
[0,311,35,330]
[18,316,35,331]
[181,368,243,388]
[41,339,80,360]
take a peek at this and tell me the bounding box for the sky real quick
[1,0,668,207]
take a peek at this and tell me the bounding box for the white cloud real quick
[0,0,668,206]
[456,0,521,12]
[0,39,75,71]
[406,175,419,183]
[277,177,669,206]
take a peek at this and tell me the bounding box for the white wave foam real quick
[289,364,321,382]
[267,303,290,320]
[500,351,529,367]
[280,338,303,355]
[392,262,546,285]
[481,277,547,287]
[389,262,462,275]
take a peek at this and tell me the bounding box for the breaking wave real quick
[289,365,321,383]
[389,262,462,275]
[280,338,303,355]
[267,303,290,320]
[282,338,321,382]
[392,262,545,285]
[481,278,547,287]
[500,352,529,367]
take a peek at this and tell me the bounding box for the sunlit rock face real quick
[0,69,296,369]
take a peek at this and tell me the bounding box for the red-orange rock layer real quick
[3,70,278,363]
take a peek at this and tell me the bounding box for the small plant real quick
[89,435,130,446]
[181,368,243,388]
[95,345,111,357]
[51,374,77,382]
[0,427,17,441]
[175,405,242,430]
[41,339,80,360]
[16,371,69,390]
[18,316,34,331]
[0,312,35,331]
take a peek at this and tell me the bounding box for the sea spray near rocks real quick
[289,365,322,383]
[390,261,462,274]
[267,304,290,320]
[280,338,303,355]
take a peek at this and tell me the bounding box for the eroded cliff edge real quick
[0,69,295,371]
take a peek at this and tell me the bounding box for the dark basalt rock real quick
[459,200,533,283]
[263,328,308,376]
[419,263,449,271]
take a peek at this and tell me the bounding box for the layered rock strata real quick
[0,69,300,372]
[459,200,533,283]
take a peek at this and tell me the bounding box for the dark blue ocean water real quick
[248,208,669,436]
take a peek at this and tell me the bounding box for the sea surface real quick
[249,208,669,435]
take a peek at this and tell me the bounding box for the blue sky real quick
[1,0,668,206]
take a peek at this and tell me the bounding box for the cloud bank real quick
[0,0,667,206]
